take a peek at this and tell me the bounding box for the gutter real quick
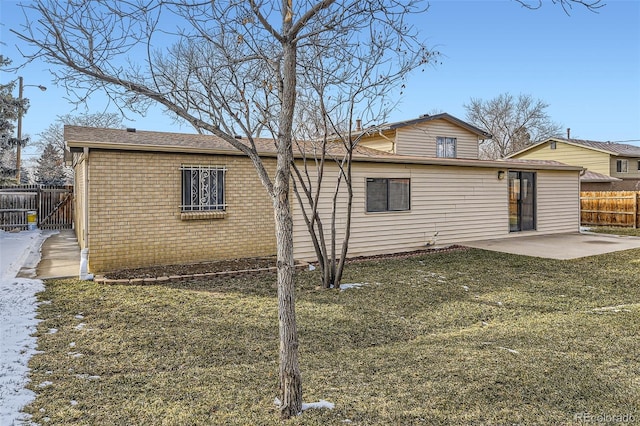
[67,141,584,172]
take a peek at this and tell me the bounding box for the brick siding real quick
[84,150,276,272]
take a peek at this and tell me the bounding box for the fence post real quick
[636,193,639,229]
[37,185,42,227]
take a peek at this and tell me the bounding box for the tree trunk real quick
[275,33,302,418]
[274,190,302,418]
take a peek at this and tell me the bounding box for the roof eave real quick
[67,140,582,172]
[66,140,278,158]
[384,113,492,139]
[350,155,583,171]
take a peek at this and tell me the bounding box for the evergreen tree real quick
[35,142,66,185]
[0,55,30,183]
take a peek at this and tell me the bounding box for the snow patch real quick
[498,346,519,355]
[592,304,635,314]
[75,374,100,381]
[274,397,335,413]
[0,229,52,426]
[302,400,335,411]
[74,323,86,331]
[340,283,366,291]
[48,328,58,334]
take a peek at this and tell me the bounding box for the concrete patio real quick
[463,231,640,260]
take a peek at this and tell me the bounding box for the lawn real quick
[589,226,640,237]
[26,248,640,425]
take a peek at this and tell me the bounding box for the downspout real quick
[79,146,93,280]
[376,130,397,153]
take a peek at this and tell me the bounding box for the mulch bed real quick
[95,245,467,284]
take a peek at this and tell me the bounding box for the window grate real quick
[180,166,226,211]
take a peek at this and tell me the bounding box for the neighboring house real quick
[508,137,640,191]
[65,114,582,274]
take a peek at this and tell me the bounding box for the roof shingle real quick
[553,137,640,156]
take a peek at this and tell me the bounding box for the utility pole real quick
[15,77,46,183]
[16,77,23,183]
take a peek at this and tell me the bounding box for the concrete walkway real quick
[17,229,80,279]
[463,231,640,260]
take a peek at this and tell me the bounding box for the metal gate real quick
[0,185,73,230]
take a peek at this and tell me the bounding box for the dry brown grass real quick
[26,248,640,424]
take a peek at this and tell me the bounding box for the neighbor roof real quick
[580,170,622,183]
[65,126,582,172]
[509,137,640,158]
[376,113,492,139]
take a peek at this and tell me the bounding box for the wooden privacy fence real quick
[580,191,640,228]
[0,185,74,231]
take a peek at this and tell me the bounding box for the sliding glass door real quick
[509,171,536,232]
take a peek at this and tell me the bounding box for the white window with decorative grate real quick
[180,165,226,212]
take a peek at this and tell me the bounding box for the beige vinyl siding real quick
[293,162,508,261]
[292,161,580,261]
[610,156,640,179]
[395,119,479,159]
[512,141,611,176]
[358,133,395,153]
[535,170,580,233]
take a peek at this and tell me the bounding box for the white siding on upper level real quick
[395,119,480,159]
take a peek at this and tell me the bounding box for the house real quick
[508,137,640,191]
[65,114,583,274]
[354,113,490,158]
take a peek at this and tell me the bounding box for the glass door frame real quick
[508,171,537,232]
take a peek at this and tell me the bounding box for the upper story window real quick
[181,165,226,212]
[616,159,629,173]
[550,141,557,150]
[436,137,457,158]
[366,178,410,213]
[637,160,640,171]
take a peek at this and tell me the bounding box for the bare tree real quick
[515,0,604,15]
[36,112,123,184]
[464,93,563,159]
[289,15,434,289]
[13,0,430,418]
[37,112,123,155]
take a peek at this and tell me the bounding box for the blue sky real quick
[1,0,639,164]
